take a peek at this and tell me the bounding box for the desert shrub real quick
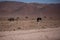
[37,17,42,22]
[32,18,35,20]
[13,29,15,31]
[41,26,46,29]
[25,16,28,19]
[49,17,53,19]
[44,16,47,18]
[8,18,15,21]
[17,27,21,29]
[16,17,20,21]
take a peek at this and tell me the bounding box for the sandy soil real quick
[0,20,60,31]
[0,27,60,40]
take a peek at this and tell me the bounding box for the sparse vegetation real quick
[44,16,47,18]
[16,17,20,21]
[13,29,15,31]
[49,17,53,19]
[0,17,60,31]
[25,16,28,19]
[41,26,46,29]
[17,27,21,29]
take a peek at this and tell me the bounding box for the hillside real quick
[0,1,60,19]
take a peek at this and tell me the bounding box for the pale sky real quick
[0,0,60,3]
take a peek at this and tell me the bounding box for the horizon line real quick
[0,1,60,4]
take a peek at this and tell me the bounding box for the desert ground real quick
[0,1,60,40]
[0,18,60,40]
[0,26,60,40]
[0,18,60,31]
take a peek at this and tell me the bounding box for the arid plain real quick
[0,1,60,40]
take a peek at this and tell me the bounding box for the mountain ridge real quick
[0,1,60,19]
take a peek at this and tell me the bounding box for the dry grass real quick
[0,19,60,31]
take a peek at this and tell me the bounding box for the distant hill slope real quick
[0,1,60,19]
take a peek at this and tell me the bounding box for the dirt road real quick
[0,27,60,40]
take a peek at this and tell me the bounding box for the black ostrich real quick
[37,17,42,22]
[8,18,15,21]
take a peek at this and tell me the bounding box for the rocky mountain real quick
[0,1,60,19]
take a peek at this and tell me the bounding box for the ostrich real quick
[8,18,15,21]
[37,17,42,22]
